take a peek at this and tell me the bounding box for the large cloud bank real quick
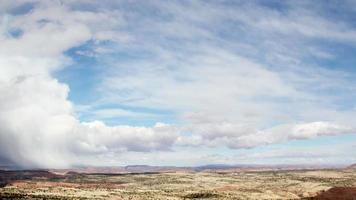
[0,1,177,168]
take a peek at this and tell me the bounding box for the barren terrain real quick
[1,169,356,199]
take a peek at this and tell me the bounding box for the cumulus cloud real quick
[0,1,177,168]
[72,122,177,154]
[177,121,354,149]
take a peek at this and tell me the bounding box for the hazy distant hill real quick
[347,164,356,169]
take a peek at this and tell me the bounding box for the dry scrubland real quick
[1,169,356,199]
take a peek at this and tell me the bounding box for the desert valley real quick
[1,164,356,199]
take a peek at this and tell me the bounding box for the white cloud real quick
[177,121,354,149]
[0,1,178,168]
[230,122,354,149]
[73,121,176,153]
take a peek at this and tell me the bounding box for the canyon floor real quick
[1,169,356,199]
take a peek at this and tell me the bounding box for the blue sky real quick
[0,0,356,168]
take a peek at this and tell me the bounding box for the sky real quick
[0,0,356,168]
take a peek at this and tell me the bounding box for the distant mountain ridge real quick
[48,164,343,174]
